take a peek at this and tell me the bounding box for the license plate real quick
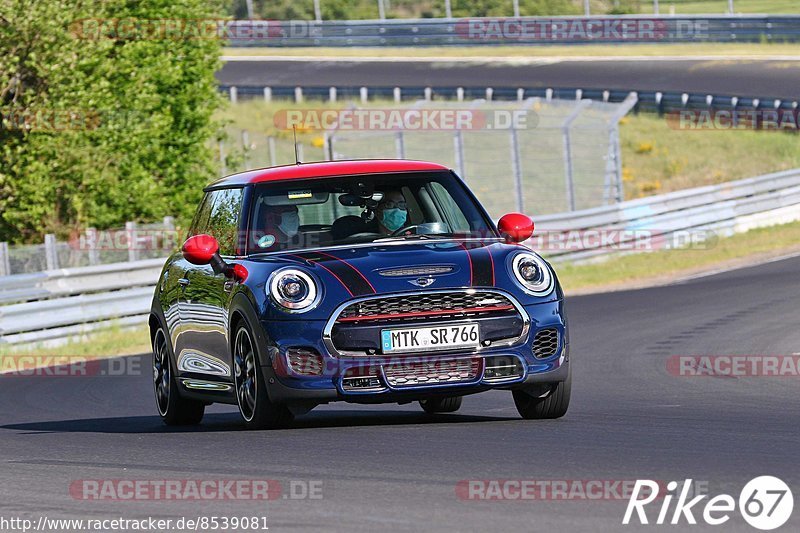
[381,323,480,354]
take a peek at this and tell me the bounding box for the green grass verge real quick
[222,43,800,58]
[556,220,800,293]
[0,324,151,360]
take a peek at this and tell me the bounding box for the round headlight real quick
[268,268,320,312]
[511,252,554,296]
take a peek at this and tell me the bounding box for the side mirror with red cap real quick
[497,213,534,243]
[182,234,247,281]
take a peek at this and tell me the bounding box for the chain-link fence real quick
[0,218,177,276]
[322,96,636,219]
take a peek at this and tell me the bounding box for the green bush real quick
[0,0,222,244]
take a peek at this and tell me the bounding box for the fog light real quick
[286,348,324,376]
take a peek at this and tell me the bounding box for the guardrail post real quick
[485,87,493,101]
[263,87,272,102]
[424,87,432,101]
[395,131,405,159]
[86,228,99,266]
[517,88,524,101]
[126,222,139,263]
[329,87,337,102]
[513,0,520,17]
[294,87,303,103]
[268,136,277,166]
[456,87,464,102]
[393,87,401,103]
[454,131,466,182]
[445,0,452,18]
[44,234,59,271]
[509,128,525,213]
[242,130,250,169]
[229,86,238,104]
[324,132,334,161]
[0,242,10,276]
[360,86,368,103]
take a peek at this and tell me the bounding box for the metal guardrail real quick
[220,84,799,118]
[2,168,800,346]
[536,168,800,262]
[226,16,800,47]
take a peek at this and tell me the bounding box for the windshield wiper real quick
[372,234,451,242]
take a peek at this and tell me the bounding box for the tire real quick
[512,369,571,420]
[419,396,463,414]
[152,327,205,426]
[233,323,294,430]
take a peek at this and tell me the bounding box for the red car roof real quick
[208,159,450,188]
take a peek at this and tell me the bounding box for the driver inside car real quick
[375,189,408,235]
[255,204,301,250]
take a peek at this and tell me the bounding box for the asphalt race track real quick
[1,254,799,531]
[217,58,800,100]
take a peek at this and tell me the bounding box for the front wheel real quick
[233,324,294,430]
[419,396,463,414]
[152,327,205,426]
[513,369,571,420]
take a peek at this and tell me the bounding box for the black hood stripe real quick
[468,246,495,287]
[292,251,376,296]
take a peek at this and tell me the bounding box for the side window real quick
[206,188,244,256]
[189,193,214,236]
[428,182,470,232]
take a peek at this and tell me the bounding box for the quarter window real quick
[202,188,244,256]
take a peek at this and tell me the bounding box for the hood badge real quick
[409,277,435,288]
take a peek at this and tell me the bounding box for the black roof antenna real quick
[293,125,301,165]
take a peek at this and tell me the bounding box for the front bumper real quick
[260,299,568,405]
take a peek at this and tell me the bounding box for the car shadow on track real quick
[0,411,519,434]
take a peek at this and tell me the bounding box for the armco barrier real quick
[1,168,800,346]
[224,16,800,47]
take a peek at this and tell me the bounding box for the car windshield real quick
[247,171,497,254]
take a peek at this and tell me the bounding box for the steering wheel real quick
[390,225,423,237]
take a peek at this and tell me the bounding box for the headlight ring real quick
[268,268,321,312]
[510,252,554,296]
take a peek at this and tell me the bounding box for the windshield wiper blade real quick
[373,234,451,242]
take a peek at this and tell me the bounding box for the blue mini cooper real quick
[149,160,570,428]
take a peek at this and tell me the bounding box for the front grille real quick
[533,328,559,358]
[378,266,454,277]
[337,291,516,324]
[383,358,481,387]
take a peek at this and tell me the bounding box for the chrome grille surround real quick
[337,290,515,322]
[533,328,559,359]
[322,289,531,358]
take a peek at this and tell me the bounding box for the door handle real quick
[178,278,190,287]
